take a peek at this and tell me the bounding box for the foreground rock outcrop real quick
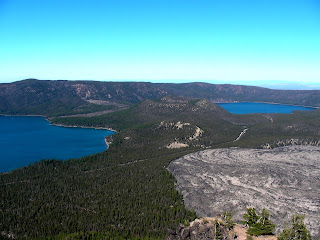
[168,146,320,238]
[165,217,277,240]
[165,218,233,240]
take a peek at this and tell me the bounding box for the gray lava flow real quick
[168,146,320,237]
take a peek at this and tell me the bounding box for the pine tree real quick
[214,219,224,240]
[254,209,275,235]
[243,208,275,236]
[242,208,259,227]
[222,211,236,230]
[278,215,311,240]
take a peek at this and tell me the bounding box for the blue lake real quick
[0,116,114,173]
[217,102,317,114]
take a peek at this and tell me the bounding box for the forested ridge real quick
[1,79,320,117]
[1,97,320,239]
[1,97,239,239]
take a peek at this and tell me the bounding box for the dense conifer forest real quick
[1,96,320,239]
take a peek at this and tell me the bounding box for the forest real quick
[2,79,320,117]
[1,96,320,239]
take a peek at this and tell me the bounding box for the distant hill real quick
[52,96,243,148]
[1,79,320,116]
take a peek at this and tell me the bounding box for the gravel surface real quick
[168,146,320,237]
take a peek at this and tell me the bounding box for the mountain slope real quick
[1,96,320,239]
[0,97,242,239]
[52,96,244,148]
[1,79,320,116]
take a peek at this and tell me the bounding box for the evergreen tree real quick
[278,215,311,240]
[214,219,224,240]
[222,211,236,230]
[242,208,259,227]
[243,208,275,236]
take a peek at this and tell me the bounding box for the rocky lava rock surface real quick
[168,146,320,237]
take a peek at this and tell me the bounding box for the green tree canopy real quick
[222,211,236,230]
[278,215,311,240]
[242,208,275,236]
[242,208,260,227]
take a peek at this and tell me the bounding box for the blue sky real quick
[0,0,320,88]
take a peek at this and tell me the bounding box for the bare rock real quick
[165,218,233,240]
[168,146,320,238]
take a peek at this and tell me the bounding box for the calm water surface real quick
[217,102,316,114]
[0,116,114,172]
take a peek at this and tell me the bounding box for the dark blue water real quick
[0,116,114,172]
[217,102,316,114]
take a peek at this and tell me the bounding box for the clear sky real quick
[0,0,320,86]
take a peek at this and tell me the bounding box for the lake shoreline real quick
[47,120,117,150]
[214,101,319,109]
[0,116,115,173]
[0,114,117,133]
[217,101,318,114]
[47,120,117,133]
[0,114,46,117]
[254,101,318,109]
